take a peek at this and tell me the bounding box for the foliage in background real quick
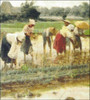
[69,2,90,18]
[39,2,90,19]
[0,1,89,22]
[42,7,70,20]
[0,1,40,22]
[20,1,40,20]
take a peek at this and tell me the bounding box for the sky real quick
[0,0,89,9]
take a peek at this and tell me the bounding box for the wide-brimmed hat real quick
[63,20,71,24]
[75,21,89,30]
[23,19,35,35]
[29,19,35,25]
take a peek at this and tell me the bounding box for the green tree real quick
[21,1,40,20]
[38,7,49,16]
[80,2,90,18]
[69,2,89,18]
[62,7,71,20]
[49,7,64,16]
[70,6,81,16]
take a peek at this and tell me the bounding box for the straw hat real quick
[23,19,35,35]
[29,19,35,25]
[75,21,89,30]
[63,20,71,24]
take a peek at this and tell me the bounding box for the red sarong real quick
[53,33,66,53]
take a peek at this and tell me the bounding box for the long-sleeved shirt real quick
[60,25,75,41]
[6,32,25,59]
[74,27,84,35]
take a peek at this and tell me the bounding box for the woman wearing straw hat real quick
[23,19,35,37]
[74,21,89,36]
[72,21,89,51]
[53,20,75,55]
[63,20,71,27]
[62,20,82,52]
[21,19,35,63]
[63,20,75,50]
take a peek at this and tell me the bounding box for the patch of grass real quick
[21,65,29,72]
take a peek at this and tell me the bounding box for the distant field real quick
[1,21,89,35]
[1,21,63,33]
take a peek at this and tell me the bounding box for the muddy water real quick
[31,35,90,67]
[1,35,89,69]
[1,35,90,99]
[1,75,89,99]
[33,86,89,100]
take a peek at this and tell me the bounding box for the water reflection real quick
[32,50,89,67]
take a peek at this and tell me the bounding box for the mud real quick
[31,35,90,66]
[1,35,90,99]
[1,75,89,99]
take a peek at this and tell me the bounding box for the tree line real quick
[39,2,90,19]
[0,1,40,22]
[0,2,89,22]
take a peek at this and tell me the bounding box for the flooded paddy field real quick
[1,75,89,99]
[1,35,90,99]
[32,35,90,66]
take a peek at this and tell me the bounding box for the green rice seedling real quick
[21,64,29,72]
[1,64,89,85]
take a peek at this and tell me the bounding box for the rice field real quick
[1,35,90,98]
[1,21,89,35]
[0,20,90,98]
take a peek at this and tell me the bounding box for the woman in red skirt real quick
[53,20,75,55]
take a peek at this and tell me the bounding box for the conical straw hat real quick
[75,21,89,30]
[63,20,71,24]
